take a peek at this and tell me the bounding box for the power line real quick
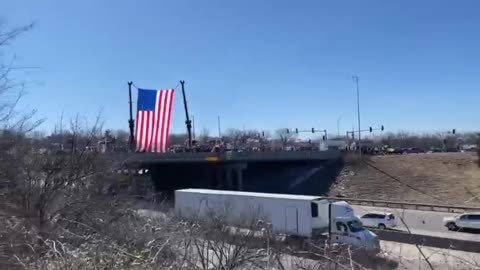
[362,159,451,204]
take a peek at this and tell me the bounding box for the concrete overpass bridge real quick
[123,150,343,195]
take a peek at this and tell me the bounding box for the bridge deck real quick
[124,150,342,166]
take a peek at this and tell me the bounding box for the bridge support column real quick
[237,167,243,191]
[223,162,247,191]
[226,167,233,189]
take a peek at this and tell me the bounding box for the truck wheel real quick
[447,223,458,231]
[378,224,386,230]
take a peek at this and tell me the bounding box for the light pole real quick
[192,115,196,140]
[337,116,342,137]
[217,115,222,138]
[353,75,361,158]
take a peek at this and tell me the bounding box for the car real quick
[403,147,424,154]
[359,212,396,230]
[443,213,480,231]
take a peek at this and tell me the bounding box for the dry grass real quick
[329,152,480,206]
[1,198,384,270]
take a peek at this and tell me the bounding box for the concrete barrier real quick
[373,229,480,253]
[323,197,480,213]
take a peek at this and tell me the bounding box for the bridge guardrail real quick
[323,197,480,213]
[372,228,480,253]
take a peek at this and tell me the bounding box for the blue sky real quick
[3,0,480,136]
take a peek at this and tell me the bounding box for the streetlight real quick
[353,75,361,158]
[337,115,342,137]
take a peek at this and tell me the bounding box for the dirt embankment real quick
[328,153,480,206]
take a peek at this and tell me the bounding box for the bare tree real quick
[0,21,42,132]
[169,133,187,146]
[223,128,245,149]
[3,115,115,240]
[113,129,129,143]
[199,127,210,143]
[274,128,296,148]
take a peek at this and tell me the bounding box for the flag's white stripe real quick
[150,111,154,151]
[144,111,148,152]
[142,111,148,152]
[151,91,159,152]
[145,111,150,151]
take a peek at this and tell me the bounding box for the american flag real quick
[135,88,174,152]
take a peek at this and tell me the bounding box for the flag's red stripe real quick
[137,111,143,151]
[144,111,149,152]
[149,111,154,151]
[151,92,158,152]
[137,111,141,151]
[142,111,147,152]
[135,89,174,153]
[159,89,170,152]
[147,111,153,152]
[157,90,166,152]
[159,90,167,152]
[135,111,141,151]
[164,89,174,152]
[153,91,162,152]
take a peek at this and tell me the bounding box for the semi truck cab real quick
[331,216,379,250]
[311,199,380,251]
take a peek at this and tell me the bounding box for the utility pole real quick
[192,115,196,140]
[353,76,362,158]
[180,80,192,149]
[127,81,135,151]
[217,115,222,138]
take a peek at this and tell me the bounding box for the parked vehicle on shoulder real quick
[359,212,396,230]
[443,213,480,231]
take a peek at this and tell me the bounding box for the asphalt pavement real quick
[352,205,480,241]
[136,203,480,242]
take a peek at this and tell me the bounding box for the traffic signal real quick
[322,135,326,140]
[381,125,384,131]
[286,129,290,134]
[312,128,315,133]
[351,132,354,139]
[452,129,456,134]
[369,127,373,132]
[295,128,299,134]
[262,131,265,137]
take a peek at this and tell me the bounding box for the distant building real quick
[461,144,477,151]
[319,139,348,151]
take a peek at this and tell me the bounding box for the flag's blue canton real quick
[137,89,157,111]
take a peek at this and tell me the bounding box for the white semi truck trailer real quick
[175,189,379,251]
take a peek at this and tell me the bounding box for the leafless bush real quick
[2,195,382,270]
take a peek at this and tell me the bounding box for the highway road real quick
[352,205,480,241]
[136,203,480,242]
